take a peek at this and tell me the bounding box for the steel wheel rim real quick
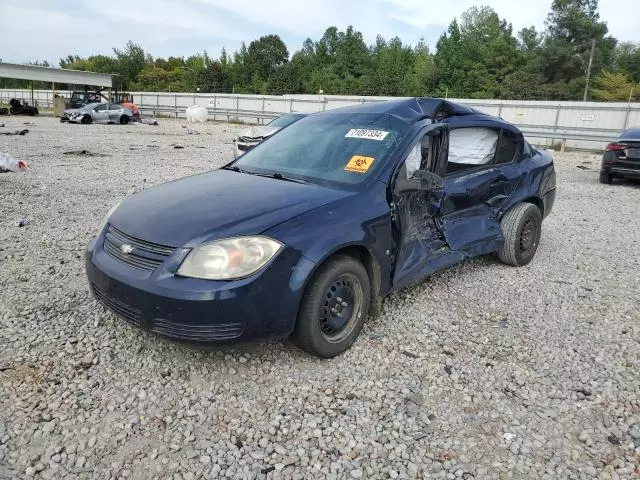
[319,273,363,343]
[519,216,537,253]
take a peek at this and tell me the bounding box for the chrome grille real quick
[92,283,142,326]
[103,225,176,271]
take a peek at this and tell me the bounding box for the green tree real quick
[434,7,520,98]
[246,35,289,82]
[540,0,616,99]
[112,41,148,89]
[591,71,639,101]
[365,36,413,96]
[613,42,640,82]
[401,41,433,96]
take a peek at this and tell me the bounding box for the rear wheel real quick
[80,114,92,124]
[119,115,129,125]
[599,172,613,184]
[293,255,370,358]
[498,203,542,266]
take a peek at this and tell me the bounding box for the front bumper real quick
[85,232,315,344]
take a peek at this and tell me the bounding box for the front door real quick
[391,125,459,290]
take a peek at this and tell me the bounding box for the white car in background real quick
[63,102,135,125]
[234,112,308,157]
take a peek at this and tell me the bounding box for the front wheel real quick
[293,255,370,358]
[119,115,129,125]
[80,114,92,124]
[498,203,542,266]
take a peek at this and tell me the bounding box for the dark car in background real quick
[234,112,308,156]
[600,128,640,184]
[86,98,556,357]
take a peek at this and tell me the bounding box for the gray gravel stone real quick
[0,119,638,480]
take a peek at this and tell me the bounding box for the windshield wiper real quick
[224,165,252,174]
[264,172,309,184]
[224,166,309,184]
[248,171,309,184]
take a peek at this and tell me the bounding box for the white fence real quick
[3,89,640,150]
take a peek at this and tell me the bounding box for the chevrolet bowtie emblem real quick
[120,244,134,254]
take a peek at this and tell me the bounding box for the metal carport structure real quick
[0,62,115,112]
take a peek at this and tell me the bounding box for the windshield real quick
[267,113,306,128]
[233,113,409,187]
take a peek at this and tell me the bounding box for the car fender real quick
[265,181,394,296]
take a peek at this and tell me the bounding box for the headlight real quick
[99,201,121,232]
[177,236,283,280]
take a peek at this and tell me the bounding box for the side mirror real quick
[411,170,444,190]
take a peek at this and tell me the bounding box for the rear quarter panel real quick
[501,149,555,219]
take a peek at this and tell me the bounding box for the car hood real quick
[238,125,280,140]
[109,169,352,247]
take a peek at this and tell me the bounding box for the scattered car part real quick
[14,217,28,227]
[9,99,38,116]
[1,129,29,136]
[0,153,27,172]
[600,127,640,184]
[85,97,556,358]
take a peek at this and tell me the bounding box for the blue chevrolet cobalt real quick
[86,98,556,357]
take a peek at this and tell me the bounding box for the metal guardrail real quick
[1,91,621,149]
[138,103,616,149]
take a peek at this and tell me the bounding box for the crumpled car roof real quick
[315,97,485,124]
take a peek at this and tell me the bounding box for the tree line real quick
[2,0,639,101]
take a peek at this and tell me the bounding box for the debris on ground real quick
[139,117,158,126]
[401,349,420,358]
[62,150,110,157]
[1,129,29,136]
[576,165,590,170]
[182,125,200,135]
[14,217,29,227]
[0,153,27,172]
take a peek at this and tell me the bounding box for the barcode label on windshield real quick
[345,129,389,141]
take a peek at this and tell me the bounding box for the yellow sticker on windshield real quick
[345,155,375,174]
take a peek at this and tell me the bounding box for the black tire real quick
[80,114,92,125]
[498,203,542,267]
[599,172,613,184]
[293,255,370,358]
[119,115,129,125]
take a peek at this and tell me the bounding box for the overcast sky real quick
[1,0,638,65]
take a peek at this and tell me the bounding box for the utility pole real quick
[583,39,596,102]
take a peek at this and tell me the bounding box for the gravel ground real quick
[1,117,639,480]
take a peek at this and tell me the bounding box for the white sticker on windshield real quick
[345,129,389,141]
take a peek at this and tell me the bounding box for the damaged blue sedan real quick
[86,98,556,357]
